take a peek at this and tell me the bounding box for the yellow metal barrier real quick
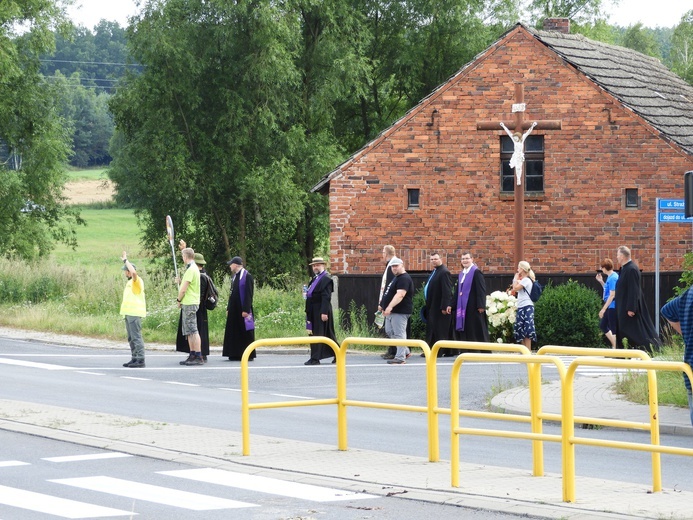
[241,336,341,456]
[537,345,661,491]
[430,341,532,464]
[339,337,433,458]
[562,357,693,502]
[450,353,566,488]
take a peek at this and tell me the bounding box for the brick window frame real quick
[407,188,420,209]
[500,135,544,194]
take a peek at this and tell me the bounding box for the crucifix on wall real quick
[477,83,561,265]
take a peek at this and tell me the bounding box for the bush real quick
[534,280,603,348]
[409,285,427,341]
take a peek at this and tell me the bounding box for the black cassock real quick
[451,268,490,345]
[424,264,453,347]
[305,272,338,361]
[222,269,256,360]
[176,269,211,356]
[615,260,659,352]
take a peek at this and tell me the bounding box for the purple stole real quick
[456,265,477,331]
[305,270,327,331]
[238,269,254,331]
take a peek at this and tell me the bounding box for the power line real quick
[40,58,142,67]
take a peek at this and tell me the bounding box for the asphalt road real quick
[1,338,691,493]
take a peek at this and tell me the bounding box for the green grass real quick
[613,340,688,407]
[65,167,109,181]
[52,208,147,267]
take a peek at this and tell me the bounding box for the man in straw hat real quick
[304,257,338,365]
[176,249,213,364]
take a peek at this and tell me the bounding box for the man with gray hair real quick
[177,247,203,365]
[614,246,659,352]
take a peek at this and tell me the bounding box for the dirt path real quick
[63,179,115,205]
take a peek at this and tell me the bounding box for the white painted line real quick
[0,484,134,518]
[160,468,379,502]
[76,371,106,376]
[0,461,29,467]
[43,453,133,463]
[163,381,199,387]
[268,393,313,399]
[120,377,151,381]
[0,358,72,370]
[52,476,257,510]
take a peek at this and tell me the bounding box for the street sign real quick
[659,199,685,210]
[658,212,693,223]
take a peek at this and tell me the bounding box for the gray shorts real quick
[181,305,199,336]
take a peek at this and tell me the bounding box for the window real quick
[407,188,420,208]
[501,135,544,193]
[625,188,639,208]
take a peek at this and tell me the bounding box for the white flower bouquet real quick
[486,290,517,343]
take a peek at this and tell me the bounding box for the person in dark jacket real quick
[222,256,256,361]
[614,246,659,353]
[304,257,338,365]
[423,252,453,356]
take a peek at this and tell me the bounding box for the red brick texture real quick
[327,27,693,275]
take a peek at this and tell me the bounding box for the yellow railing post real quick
[562,357,693,502]
[449,353,566,488]
[241,336,340,456]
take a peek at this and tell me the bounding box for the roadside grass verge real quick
[613,340,688,407]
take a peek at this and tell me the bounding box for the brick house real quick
[313,21,693,280]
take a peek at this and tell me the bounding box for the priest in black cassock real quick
[614,246,660,353]
[451,252,489,351]
[222,256,256,361]
[304,257,338,365]
[423,252,453,356]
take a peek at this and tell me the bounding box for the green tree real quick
[528,0,614,26]
[109,0,307,283]
[0,0,84,259]
[671,10,693,84]
[621,22,661,58]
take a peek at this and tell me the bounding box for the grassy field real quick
[52,208,147,267]
[65,167,109,181]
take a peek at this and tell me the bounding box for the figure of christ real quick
[500,121,538,185]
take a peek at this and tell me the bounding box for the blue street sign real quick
[659,199,685,210]
[658,212,693,223]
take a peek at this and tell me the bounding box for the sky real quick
[67,0,691,30]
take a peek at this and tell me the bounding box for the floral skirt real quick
[513,305,537,342]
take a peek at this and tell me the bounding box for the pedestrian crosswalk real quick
[0,451,379,518]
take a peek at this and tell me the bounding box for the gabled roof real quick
[312,23,693,193]
[531,27,693,156]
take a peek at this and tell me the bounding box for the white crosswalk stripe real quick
[43,453,133,463]
[159,468,378,502]
[0,484,133,518]
[51,476,258,510]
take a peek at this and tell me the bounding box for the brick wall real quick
[328,27,693,275]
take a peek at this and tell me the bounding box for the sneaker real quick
[380,353,395,360]
[184,357,204,366]
[126,360,145,368]
[179,354,194,365]
[387,359,406,365]
[123,359,135,367]
[202,356,208,364]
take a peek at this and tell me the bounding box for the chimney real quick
[542,18,570,34]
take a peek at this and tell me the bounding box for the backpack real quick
[202,273,219,310]
[529,280,543,303]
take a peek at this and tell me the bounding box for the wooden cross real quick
[477,83,561,265]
